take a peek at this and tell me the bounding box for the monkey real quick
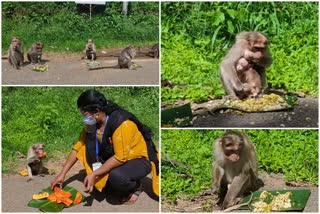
[236,57,252,72]
[212,131,258,209]
[87,45,138,70]
[8,37,24,69]
[148,43,159,58]
[118,45,137,69]
[27,42,44,64]
[82,39,97,60]
[220,31,272,100]
[236,57,262,99]
[26,144,47,181]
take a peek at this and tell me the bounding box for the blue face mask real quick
[83,115,96,125]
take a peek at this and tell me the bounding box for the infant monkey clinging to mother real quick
[220,31,273,100]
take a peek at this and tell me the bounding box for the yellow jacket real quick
[73,120,159,196]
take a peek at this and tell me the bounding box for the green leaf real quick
[212,11,225,26]
[227,20,235,33]
[27,186,87,212]
[240,189,311,211]
[226,9,236,19]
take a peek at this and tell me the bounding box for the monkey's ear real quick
[218,141,222,145]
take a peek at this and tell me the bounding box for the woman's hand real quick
[83,172,96,193]
[51,173,65,189]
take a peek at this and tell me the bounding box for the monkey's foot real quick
[223,95,239,101]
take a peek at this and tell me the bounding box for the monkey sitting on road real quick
[118,45,137,69]
[27,42,44,64]
[212,131,258,209]
[8,37,24,69]
[27,144,47,182]
[147,43,159,58]
[82,39,97,61]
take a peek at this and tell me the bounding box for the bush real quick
[2,87,159,173]
[161,129,318,202]
[2,2,159,53]
[161,2,318,103]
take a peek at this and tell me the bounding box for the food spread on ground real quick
[214,93,292,112]
[32,65,49,72]
[251,191,292,212]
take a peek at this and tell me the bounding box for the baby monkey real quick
[236,56,262,99]
[27,144,47,181]
[82,39,97,60]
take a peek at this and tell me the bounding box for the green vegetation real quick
[161,2,318,103]
[161,129,318,202]
[2,2,159,53]
[2,87,159,173]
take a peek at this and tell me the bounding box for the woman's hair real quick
[77,89,122,114]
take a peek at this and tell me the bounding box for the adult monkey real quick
[220,31,273,99]
[212,131,258,209]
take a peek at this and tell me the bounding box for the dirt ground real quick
[2,161,159,212]
[192,97,318,127]
[161,171,318,212]
[2,47,159,85]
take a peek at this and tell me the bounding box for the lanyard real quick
[95,116,109,162]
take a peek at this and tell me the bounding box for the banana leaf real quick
[239,189,311,211]
[28,186,87,212]
[161,103,193,127]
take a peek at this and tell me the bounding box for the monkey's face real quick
[221,138,244,162]
[251,35,268,52]
[33,144,46,158]
[36,43,44,51]
[12,40,21,50]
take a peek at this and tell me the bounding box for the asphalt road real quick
[2,57,159,85]
[2,162,159,212]
[193,97,318,127]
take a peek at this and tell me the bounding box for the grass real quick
[2,2,159,54]
[161,2,318,103]
[2,87,159,173]
[161,129,318,202]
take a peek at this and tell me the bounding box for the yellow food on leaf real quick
[252,191,292,212]
[32,192,49,200]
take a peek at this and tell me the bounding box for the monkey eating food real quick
[26,143,47,181]
[8,37,24,69]
[118,45,137,69]
[220,31,272,100]
[27,42,44,64]
[212,131,258,209]
[147,43,159,58]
